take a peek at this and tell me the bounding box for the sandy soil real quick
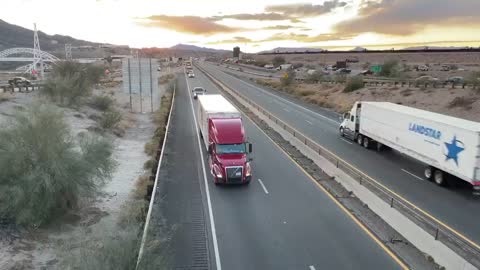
[0,71,170,269]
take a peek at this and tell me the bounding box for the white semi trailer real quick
[340,101,480,191]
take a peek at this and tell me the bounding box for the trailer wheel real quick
[357,134,363,145]
[376,142,383,152]
[424,167,434,180]
[363,137,371,149]
[434,170,447,186]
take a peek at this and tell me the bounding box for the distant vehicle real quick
[276,64,292,71]
[340,101,480,191]
[346,57,359,63]
[8,77,31,86]
[360,70,374,76]
[416,65,429,71]
[188,72,195,78]
[445,76,464,84]
[415,75,439,82]
[333,61,347,70]
[441,65,451,71]
[336,68,351,74]
[196,95,253,185]
[157,66,162,71]
[264,64,274,69]
[192,87,206,99]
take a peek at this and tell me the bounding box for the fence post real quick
[435,228,439,240]
[390,198,394,208]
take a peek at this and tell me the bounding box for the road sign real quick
[370,65,382,73]
[123,58,159,112]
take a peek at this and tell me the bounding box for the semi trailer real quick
[340,101,480,191]
[197,95,253,185]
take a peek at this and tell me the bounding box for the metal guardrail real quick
[0,83,44,93]
[197,64,480,268]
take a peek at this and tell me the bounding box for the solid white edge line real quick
[305,120,313,125]
[136,75,176,269]
[185,69,222,270]
[401,169,424,181]
[207,63,340,124]
[309,266,316,270]
[283,108,291,112]
[258,179,269,194]
[341,138,353,145]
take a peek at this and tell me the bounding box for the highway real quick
[199,62,480,248]
[148,70,406,269]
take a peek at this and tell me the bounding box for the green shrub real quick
[335,74,347,83]
[305,71,324,83]
[344,76,364,92]
[0,104,115,226]
[379,59,399,77]
[90,95,114,111]
[42,61,104,106]
[272,56,286,67]
[100,109,123,130]
[280,70,295,86]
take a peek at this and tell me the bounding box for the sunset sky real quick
[1,0,480,52]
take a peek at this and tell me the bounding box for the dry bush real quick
[0,104,115,227]
[159,74,175,84]
[89,95,114,111]
[293,88,316,97]
[400,88,414,97]
[100,109,123,130]
[0,92,13,103]
[344,76,364,93]
[447,96,477,109]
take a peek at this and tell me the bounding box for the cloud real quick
[208,36,253,45]
[139,15,244,35]
[263,25,296,30]
[334,0,480,36]
[260,32,357,43]
[212,12,292,21]
[265,0,348,17]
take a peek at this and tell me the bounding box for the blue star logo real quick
[444,136,465,166]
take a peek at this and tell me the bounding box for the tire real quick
[357,134,363,145]
[363,137,370,149]
[434,170,447,186]
[376,142,383,152]
[424,167,434,180]
[339,127,345,137]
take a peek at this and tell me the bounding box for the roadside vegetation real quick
[0,92,13,103]
[344,76,364,93]
[0,104,115,227]
[42,61,104,106]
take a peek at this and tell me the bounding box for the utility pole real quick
[33,23,44,80]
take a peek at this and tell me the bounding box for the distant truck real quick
[340,102,480,191]
[197,95,253,185]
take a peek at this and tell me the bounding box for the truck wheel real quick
[376,142,383,152]
[339,127,345,137]
[357,134,363,145]
[434,170,447,186]
[363,137,370,149]
[424,167,434,180]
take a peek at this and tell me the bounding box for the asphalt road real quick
[200,62,480,247]
[184,69,404,269]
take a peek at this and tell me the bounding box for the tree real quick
[0,104,115,226]
[272,56,286,67]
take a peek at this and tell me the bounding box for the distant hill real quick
[350,46,367,52]
[0,19,101,51]
[401,46,471,51]
[170,44,229,53]
[259,47,324,54]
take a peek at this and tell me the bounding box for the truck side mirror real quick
[208,145,213,155]
[248,143,253,153]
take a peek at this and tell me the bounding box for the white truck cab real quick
[340,102,361,142]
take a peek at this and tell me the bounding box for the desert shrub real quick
[335,74,347,83]
[379,59,399,77]
[42,61,104,106]
[272,56,286,67]
[280,70,295,86]
[0,92,13,103]
[448,97,477,109]
[144,159,156,170]
[0,104,115,226]
[305,71,324,83]
[294,88,316,96]
[344,76,364,93]
[90,95,114,111]
[100,109,123,130]
[466,71,480,89]
[292,63,304,69]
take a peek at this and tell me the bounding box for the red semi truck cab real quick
[197,95,253,184]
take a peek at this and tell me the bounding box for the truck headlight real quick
[245,162,252,177]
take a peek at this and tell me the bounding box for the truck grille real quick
[226,166,243,183]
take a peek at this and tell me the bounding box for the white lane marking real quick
[341,138,353,145]
[305,120,313,125]
[258,179,269,194]
[283,108,291,112]
[401,169,424,181]
[185,69,222,270]
[309,266,316,270]
[208,64,340,124]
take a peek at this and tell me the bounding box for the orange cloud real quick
[140,15,245,35]
[265,1,348,17]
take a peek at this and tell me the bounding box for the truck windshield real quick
[216,143,245,154]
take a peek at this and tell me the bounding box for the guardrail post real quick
[359,176,362,185]
[304,138,307,145]
[336,160,339,168]
[435,228,439,240]
[293,131,296,137]
[390,198,394,208]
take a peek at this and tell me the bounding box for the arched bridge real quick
[0,48,60,62]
